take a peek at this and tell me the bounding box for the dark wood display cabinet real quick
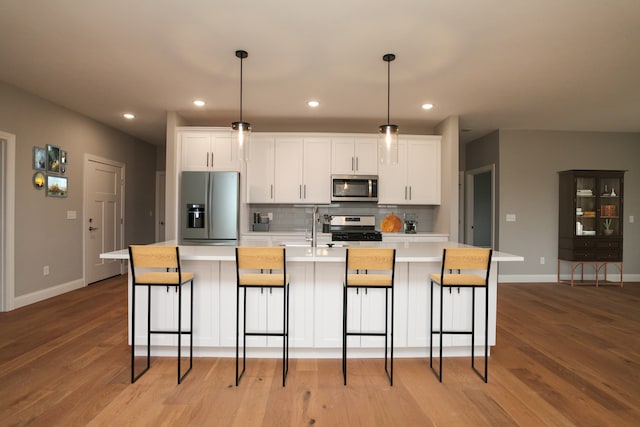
[558,170,625,286]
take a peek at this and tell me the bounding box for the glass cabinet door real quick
[599,176,621,237]
[575,176,596,236]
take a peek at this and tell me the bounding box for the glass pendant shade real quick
[378,124,399,165]
[232,121,250,161]
[378,53,398,165]
[233,50,250,162]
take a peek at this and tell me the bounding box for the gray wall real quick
[0,82,158,298]
[497,130,640,279]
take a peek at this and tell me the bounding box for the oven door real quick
[331,175,378,202]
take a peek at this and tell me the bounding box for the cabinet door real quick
[247,136,276,203]
[210,134,239,171]
[181,132,212,171]
[302,138,331,204]
[274,138,303,203]
[406,138,441,204]
[188,260,219,347]
[331,137,378,175]
[378,141,408,204]
[314,263,344,348]
[353,137,378,175]
[331,138,357,174]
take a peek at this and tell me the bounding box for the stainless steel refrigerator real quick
[180,171,239,245]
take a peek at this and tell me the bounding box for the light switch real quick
[630,215,635,224]
[66,210,77,220]
[506,214,516,222]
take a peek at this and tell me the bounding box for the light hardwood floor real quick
[1,275,639,426]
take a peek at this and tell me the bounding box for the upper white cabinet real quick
[180,129,240,171]
[247,135,331,204]
[275,137,331,204]
[378,136,441,205]
[331,137,378,175]
[246,135,276,203]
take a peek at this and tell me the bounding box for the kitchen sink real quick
[280,242,347,248]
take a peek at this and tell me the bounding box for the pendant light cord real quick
[386,58,391,125]
[239,56,244,123]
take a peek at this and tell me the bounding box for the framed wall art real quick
[33,146,46,170]
[46,175,68,197]
[47,144,60,173]
[33,171,45,189]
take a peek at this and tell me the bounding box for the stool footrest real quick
[431,330,473,335]
[346,331,387,337]
[244,331,287,337]
[149,330,192,335]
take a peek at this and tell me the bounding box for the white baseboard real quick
[499,273,640,283]
[14,279,85,309]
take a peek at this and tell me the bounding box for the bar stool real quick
[128,245,194,384]
[430,247,492,382]
[342,248,396,385]
[235,247,289,387]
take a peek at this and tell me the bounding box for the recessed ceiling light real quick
[307,100,320,108]
[123,113,135,119]
[194,99,206,107]
[421,103,434,110]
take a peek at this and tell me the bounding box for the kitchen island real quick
[101,240,523,358]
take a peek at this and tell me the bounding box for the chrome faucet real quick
[311,206,319,247]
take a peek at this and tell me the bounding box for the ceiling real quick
[1,1,639,146]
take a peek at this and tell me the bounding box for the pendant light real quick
[378,53,399,165]
[232,49,250,161]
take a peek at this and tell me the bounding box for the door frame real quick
[0,131,15,311]
[83,154,126,284]
[464,164,496,248]
[155,171,166,242]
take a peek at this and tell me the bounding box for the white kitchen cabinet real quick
[180,129,240,171]
[314,262,344,348]
[331,137,378,175]
[246,136,276,203]
[274,137,331,204]
[378,136,441,205]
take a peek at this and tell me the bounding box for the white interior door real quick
[85,156,124,284]
[0,131,15,312]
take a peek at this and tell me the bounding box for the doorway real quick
[84,155,125,284]
[465,165,495,248]
[0,131,16,311]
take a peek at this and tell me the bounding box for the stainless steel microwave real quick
[331,175,378,202]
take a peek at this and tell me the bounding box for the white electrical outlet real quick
[630,215,635,224]
[43,265,50,276]
[268,212,273,220]
[540,257,545,265]
[506,214,516,222]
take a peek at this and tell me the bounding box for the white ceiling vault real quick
[1,0,639,146]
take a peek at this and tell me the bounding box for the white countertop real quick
[101,240,523,263]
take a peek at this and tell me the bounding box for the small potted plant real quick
[603,218,614,236]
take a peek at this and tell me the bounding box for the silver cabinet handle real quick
[304,185,307,199]
[355,157,359,171]
[404,186,408,200]
[409,186,412,200]
[351,157,354,171]
[206,152,209,167]
[270,184,273,199]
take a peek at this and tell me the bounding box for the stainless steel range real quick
[330,215,382,242]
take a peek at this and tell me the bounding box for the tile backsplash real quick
[248,203,436,233]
